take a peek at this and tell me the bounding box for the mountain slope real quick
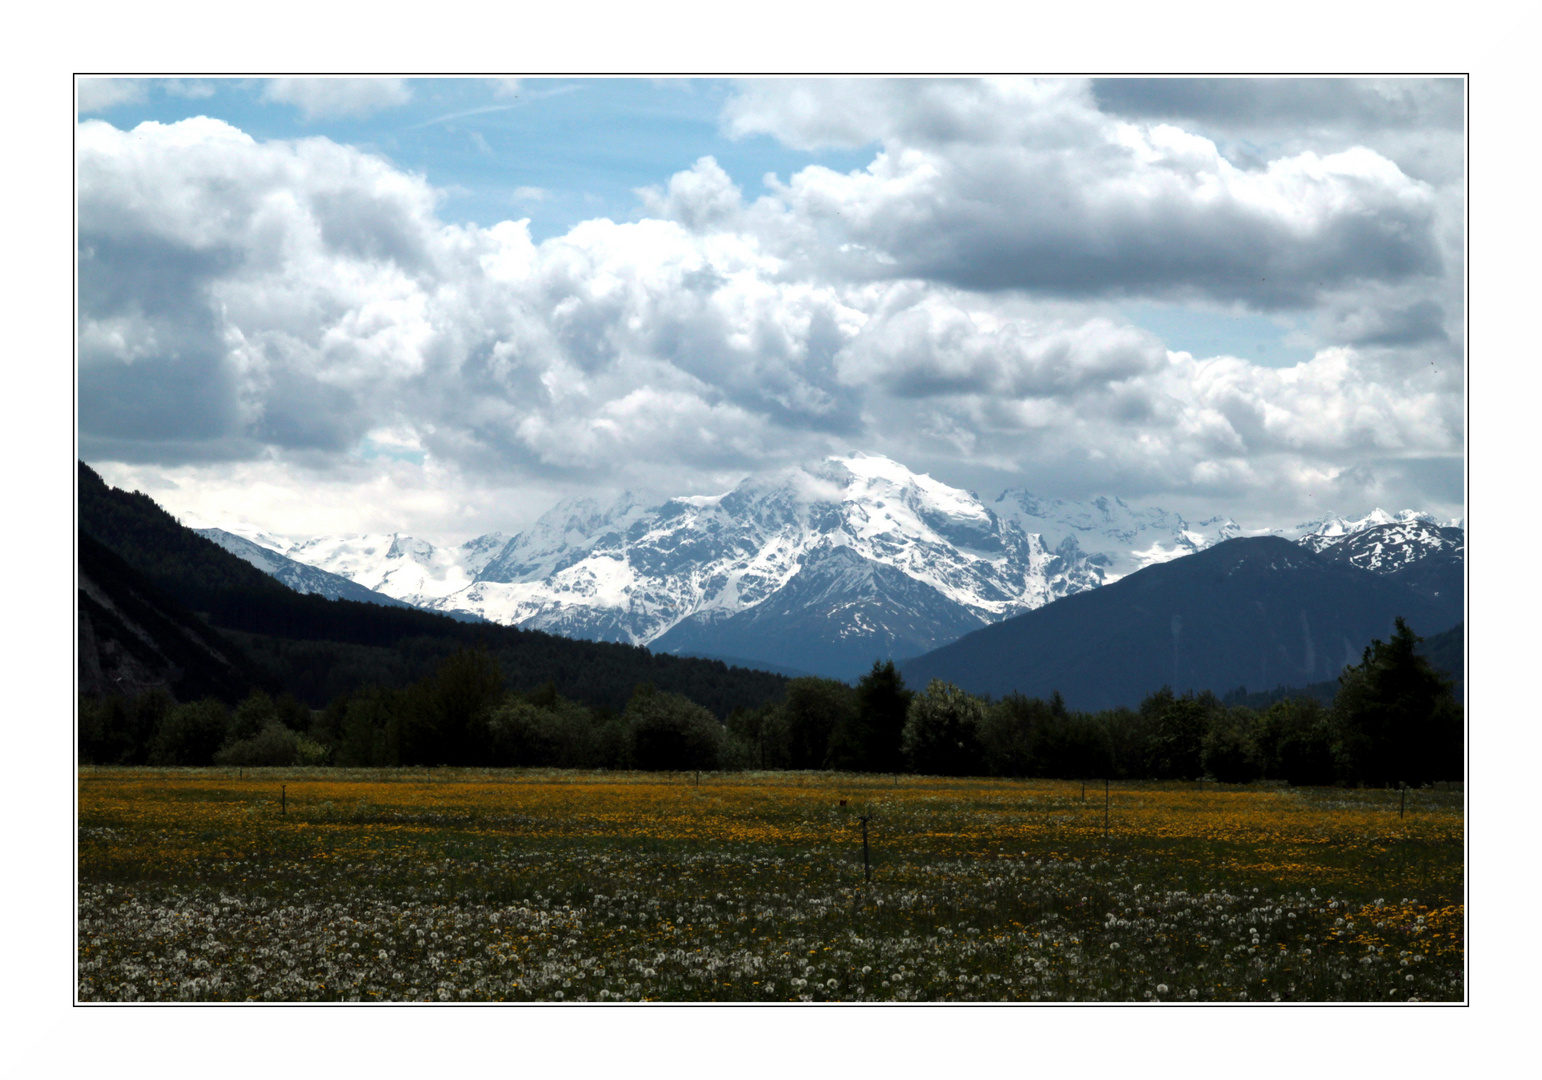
[195,528,421,609]
[651,543,992,678]
[992,490,1243,582]
[283,531,508,604]
[1315,520,1465,574]
[900,536,1463,710]
[77,530,271,703]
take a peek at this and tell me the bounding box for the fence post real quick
[1104,779,1109,839]
[281,784,286,816]
[1400,785,1406,820]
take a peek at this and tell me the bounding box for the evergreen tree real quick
[1333,618,1463,786]
[828,660,913,772]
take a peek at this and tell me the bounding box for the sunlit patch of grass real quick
[77,769,1463,1002]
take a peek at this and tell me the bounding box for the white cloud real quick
[76,107,1464,537]
[262,78,413,121]
[77,78,147,113]
[719,79,1449,319]
[637,156,743,231]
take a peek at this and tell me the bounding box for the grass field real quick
[76,769,1464,1002]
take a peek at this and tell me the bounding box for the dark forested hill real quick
[78,462,788,714]
[901,536,1463,710]
[77,530,274,703]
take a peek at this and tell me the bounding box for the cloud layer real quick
[77,79,1464,538]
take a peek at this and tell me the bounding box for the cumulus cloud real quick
[262,78,413,120]
[1090,78,1468,191]
[726,79,1443,308]
[76,99,1464,534]
[638,157,744,231]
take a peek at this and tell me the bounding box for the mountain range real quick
[182,453,1464,681]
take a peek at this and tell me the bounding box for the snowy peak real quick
[478,493,656,584]
[993,489,1241,581]
[458,531,511,576]
[194,527,415,609]
[1316,520,1465,574]
[420,453,1102,660]
[283,532,480,602]
[1289,508,1440,551]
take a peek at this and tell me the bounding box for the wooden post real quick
[281,784,286,816]
[1400,785,1406,820]
[1104,779,1109,839]
[1081,780,1086,802]
[860,815,871,883]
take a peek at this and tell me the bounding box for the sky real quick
[76,76,1466,544]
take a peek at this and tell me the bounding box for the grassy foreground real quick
[77,769,1464,1002]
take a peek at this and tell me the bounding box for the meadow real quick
[77,769,1464,1003]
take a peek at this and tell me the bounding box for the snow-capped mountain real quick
[194,528,419,609]
[424,454,1105,674]
[1285,509,1458,552]
[992,491,1244,582]
[1315,520,1465,575]
[281,532,508,604]
[211,452,1462,680]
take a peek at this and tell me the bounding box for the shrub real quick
[215,721,329,767]
[148,699,230,766]
[626,686,724,772]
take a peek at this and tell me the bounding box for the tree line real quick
[78,618,1461,787]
